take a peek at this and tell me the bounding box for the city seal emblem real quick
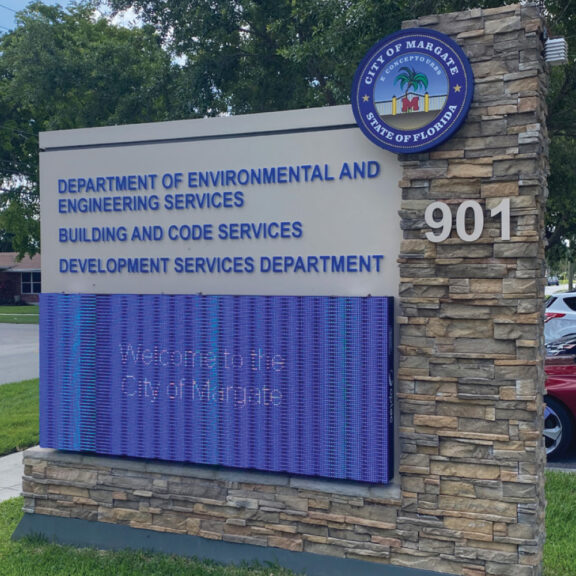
[351,28,474,154]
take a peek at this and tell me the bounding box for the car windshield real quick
[546,296,557,308]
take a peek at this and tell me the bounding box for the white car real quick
[546,292,576,342]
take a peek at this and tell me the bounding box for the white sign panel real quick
[40,106,402,296]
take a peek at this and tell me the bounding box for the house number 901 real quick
[424,198,510,243]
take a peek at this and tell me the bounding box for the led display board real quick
[39,106,399,483]
[40,293,393,483]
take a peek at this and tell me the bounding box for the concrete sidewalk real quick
[0,451,23,502]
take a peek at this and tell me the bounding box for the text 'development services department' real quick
[57,254,385,275]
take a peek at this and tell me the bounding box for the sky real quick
[0,1,79,33]
[0,1,136,34]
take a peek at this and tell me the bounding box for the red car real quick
[545,335,576,459]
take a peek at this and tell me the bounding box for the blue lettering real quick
[222,258,232,273]
[339,163,352,180]
[260,257,271,273]
[237,169,250,186]
[198,172,210,187]
[268,222,279,239]
[332,256,345,272]
[288,166,300,183]
[359,255,371,271]
[131,226,164,242]
[164,191,243,211]
[226,170,236,186]
[162,172,183,189]
[168,224,213,241]
[294,258,306,273]
[258,255,384,273]
[339,161,380,180]
[311,165,323,181]
[293,221,303,238]
[263,168,276,184]
[368,161,380,178]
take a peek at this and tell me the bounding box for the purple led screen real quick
[40,294,394,483]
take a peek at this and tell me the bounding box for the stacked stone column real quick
[397,5,547,575]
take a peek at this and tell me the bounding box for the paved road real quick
[0,323,39,385]
[546,283,569,297]
[548,442,576,470]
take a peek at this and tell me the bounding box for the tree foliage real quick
[107,0,513,115]
[2,0,576,260]
[0,1,177,256]
[536,0,576,273]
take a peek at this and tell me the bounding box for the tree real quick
[107,0,514,116]
[0,1,178,257]
[394,67,429,97]
[545,136,576,283]
[0,229,14,252]
[0,99,40,256]
[535,0,576,283]
[107,0,403,115]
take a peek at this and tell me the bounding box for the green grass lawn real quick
[0,379,39,457]
[0,498,298,576]
[0,305,39,324]
[544,470,576,576]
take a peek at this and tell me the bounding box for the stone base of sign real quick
[18,447,452,576]
[14,515,456,576]
[18,3,548,576]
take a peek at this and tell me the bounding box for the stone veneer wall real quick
[21,4,548,576]
[394,3,548,576]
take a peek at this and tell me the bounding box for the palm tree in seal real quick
[394,66,429,112]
